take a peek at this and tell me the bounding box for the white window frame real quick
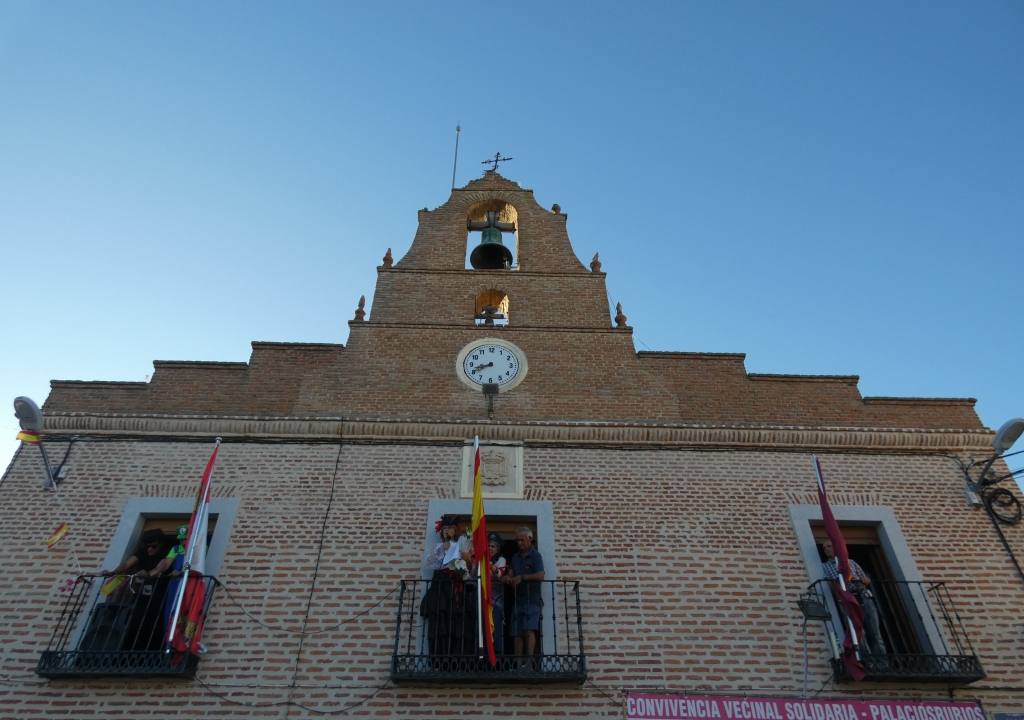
[423,498,558,656]
[788,503,946,655]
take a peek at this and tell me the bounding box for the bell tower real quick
[299,170,679,421]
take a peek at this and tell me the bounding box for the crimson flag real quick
[813,455,865,681]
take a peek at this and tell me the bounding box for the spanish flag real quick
[46,522,69,548]
[16,430,40,444]
[471,437,496,666]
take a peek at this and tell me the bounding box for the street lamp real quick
[13,396,57,490]
[964,417,1024,586]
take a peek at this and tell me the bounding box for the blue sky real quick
[2,2,1022,474]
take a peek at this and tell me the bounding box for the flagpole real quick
[812,456,862,655]
[166,437,221,650]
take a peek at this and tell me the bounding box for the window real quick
[790,504,983,683]
[37,496,238,678]
[390,498,587,682]
[474,289,510,326]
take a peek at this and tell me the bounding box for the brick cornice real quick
[348,321,630,334]
[39,412,994,452]
[376,267,602,279]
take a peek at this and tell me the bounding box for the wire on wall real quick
[285,432,346,714]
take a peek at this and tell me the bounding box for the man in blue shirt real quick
[503,526,545,663]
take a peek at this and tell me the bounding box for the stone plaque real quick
[460,443,523,499]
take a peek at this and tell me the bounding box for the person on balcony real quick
[488,533,508,657]
[423,516,456,576]
[422,515,475,658]
[101,528,169,580]
[822,539,887,655]
[95,528,171,652]
[502,526,544,665]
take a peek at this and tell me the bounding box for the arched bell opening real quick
[474,289,510,326]
[465,200,518,270]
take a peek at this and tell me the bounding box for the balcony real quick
[37,574,216,678]
[391,577,586,683]
[804,578,984,684]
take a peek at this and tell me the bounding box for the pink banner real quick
[626,694,984,720]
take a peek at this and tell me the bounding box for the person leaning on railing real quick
[97,528,173,651]
[501,526,545,665]
[488,533,508,657]
[101,529,170,581]
[821,539,887,656]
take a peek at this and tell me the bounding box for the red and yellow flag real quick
[46,522,69,548]
[168,440,220,655]
[16,430,40,444]
[470,437,496,667]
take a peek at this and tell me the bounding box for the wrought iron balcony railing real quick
[804,578,984,684]
[37,573,217,678]
[391,576,586,683]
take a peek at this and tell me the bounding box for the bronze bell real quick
[469,225,513,270]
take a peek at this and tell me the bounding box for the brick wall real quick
[1,438,1022,718]
[13,172,1010,718]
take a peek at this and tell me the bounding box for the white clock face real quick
[455,339,527,392]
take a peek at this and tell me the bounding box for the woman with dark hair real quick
[102,528,169,579]
[421,515,471,660]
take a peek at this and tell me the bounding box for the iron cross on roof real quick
[482,152,513,172]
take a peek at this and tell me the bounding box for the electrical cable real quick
[213,578,398,634]
[194,674,392,716]
[285,437,345,715]
[585,679,625,709]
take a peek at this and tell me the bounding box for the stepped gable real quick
[44,343,983,430]
[44,342,344,416]
[637,351,981,429]
[40,172,986,432]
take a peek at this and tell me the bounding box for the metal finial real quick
[481,152,513,173]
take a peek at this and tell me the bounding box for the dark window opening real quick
[38,513,219,678]
[812,523,919,656]
[808,522,983,684]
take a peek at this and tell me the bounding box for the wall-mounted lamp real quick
[962,417,1024,586]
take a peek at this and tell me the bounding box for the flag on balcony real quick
[813,455,865,681]
[167,439,220,655]
[471,437,497,667]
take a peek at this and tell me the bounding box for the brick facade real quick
[2,172,1021,718]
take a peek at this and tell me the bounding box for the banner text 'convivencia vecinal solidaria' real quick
[625,694,984,720]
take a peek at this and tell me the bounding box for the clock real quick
[455,338,528,392]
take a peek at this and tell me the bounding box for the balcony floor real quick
[38,650,200,679]
[833,653,985,684]
[391,654,586,683]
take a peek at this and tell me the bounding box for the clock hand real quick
[473,362,495,373]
